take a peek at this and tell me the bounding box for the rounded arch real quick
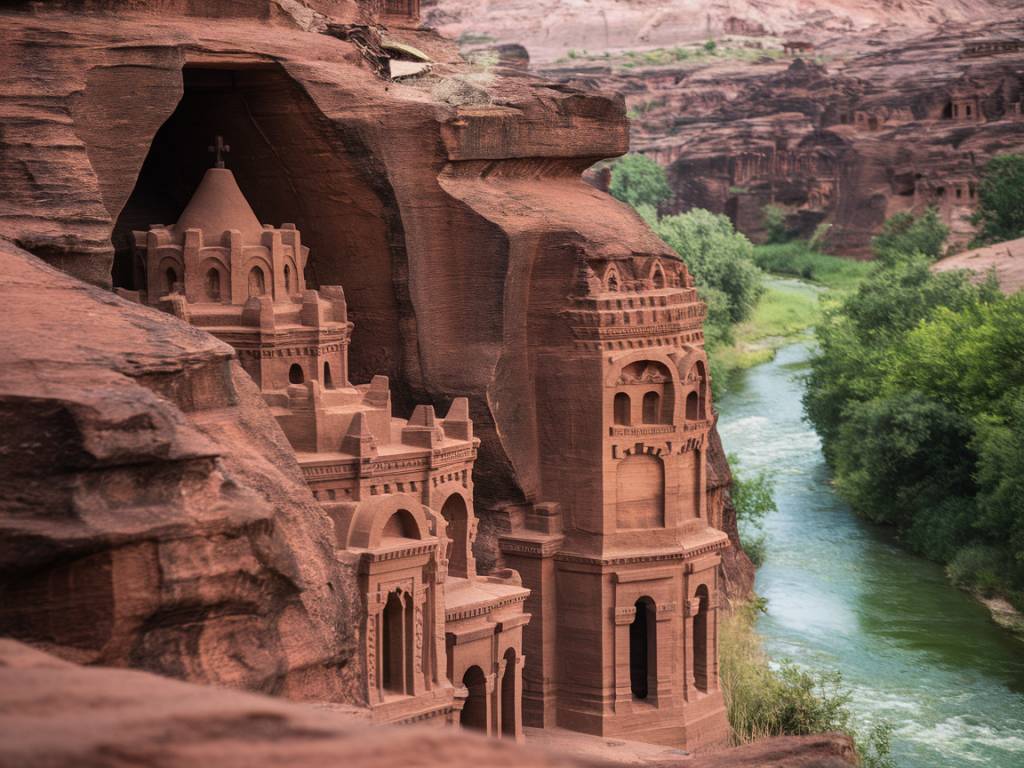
[650,260,666,289]
[283,262,293,293]
[642,390,664,424]
[613,391,631,426]
[288,363,304,384]
[630,596,657,700]
[157,256,183,295]
[604,265,622,293]
[440,492,471,579]
[198,256,227,302]
[345,494,430,549]
[323,361,334,389]
[247,264,267,297]
[461,665,488,732]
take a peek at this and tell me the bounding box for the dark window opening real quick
[288,363,304,384]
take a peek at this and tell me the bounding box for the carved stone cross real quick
[208,135,230,168]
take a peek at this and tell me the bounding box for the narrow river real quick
[716,341,1024,768]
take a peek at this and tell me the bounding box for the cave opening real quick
[111,63,410,397]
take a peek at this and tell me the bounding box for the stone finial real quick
[341,412,378,458]
[242,295,276,331]
[442,397,473,442]
[402,404,444,448]
[364,375,390,408]
[319,285,348,323]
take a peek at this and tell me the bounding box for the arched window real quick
[613,392,631,426]
[165,267,178,294]
[205,268,221,301]
[642,391,661,424]
[652,266,665,289]
[441,494,470,579]
[607,271,619,292]
[630,597,656,700]
[694,585,710,693]
[323,361,334,389]
[501,648,517,738]
[966,104,973,117]
[288,363,304,385]
[382,590,413,695]
[686,391,700,420]
[461,666,488,732]
[248,266,266,297]
[284,263,292,292]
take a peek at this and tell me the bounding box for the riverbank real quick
[717,342,1024,768]
[709,246,872,388]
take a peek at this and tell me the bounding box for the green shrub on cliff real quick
[971,153,1024,246]
[720,601,894,767]
[653,209,765,324]
[609,153,672,210]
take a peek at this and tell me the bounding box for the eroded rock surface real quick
[0,638,856,768]
[0,239,362,701]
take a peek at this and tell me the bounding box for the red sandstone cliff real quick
[428,1,1024,254]
[0,0,754,697]
[423,0,1007,65]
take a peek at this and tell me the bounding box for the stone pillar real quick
[484,672,496,738]
[654,600,675,703]
[612,605,635,711]
[366,595,384,705]
[684,596,700,700]
[494,656,508,738]
[499,530,563,727]
[413,584,426,695]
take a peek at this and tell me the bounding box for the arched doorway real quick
[288,363,304,384]
[630,597,656,700]
[461,665,488,732]
[501,648,517,738]
[441,494,470,578]
[694,585,710,693]
[323,361,333,389]
[382,590,413,696]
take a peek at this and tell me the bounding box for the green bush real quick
[653,209,765,323]
[609,154,672,210]
[871,207,948,263]
[752,242,871,291]
[704,39,718,53]
[971,153,1024,245]
[762,204,789,244]
[729,456,777,568]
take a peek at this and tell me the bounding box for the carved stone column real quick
[612,604,636,711]
[367,594,385,705]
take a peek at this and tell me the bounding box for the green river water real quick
[716,341,1024,767]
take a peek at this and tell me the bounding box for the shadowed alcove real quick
[111,63,411,395]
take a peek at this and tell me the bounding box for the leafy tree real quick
[653,208,765,323]
[762,204,789,244]
[609,154,672,210]
[804,249,1024,605]
[871,208,948,263]
[971,153,1024,245]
